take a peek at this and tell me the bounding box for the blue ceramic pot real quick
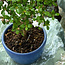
[2,23,47,64]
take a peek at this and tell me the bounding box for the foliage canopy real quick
[0,0,59,35]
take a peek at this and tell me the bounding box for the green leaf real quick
[10,19,13,23]
[28,24,32,28]
[2,19,5,24]
[1,10,5,16]
[7,0,11,1]
[16,0,20,2]
[16,9,21,14]
[53,2,57,6]
[55,13,59,16]
[47,26,49,30]
[0,1,3,10]
[44,2,46,5]
[52,17,55,20]
[44,11,51,17]
[38,20,42,25]
[25,11,30,15]
[39,8,42,12]
[33,18,36,21]
[31,8,34,11]
[4,15,10,19]
[0,6,1,10]
[46,20,50,25]
[44,20,50,26]
[9,6,14,11]
[25,27,28,31]
[21,33,24,36]
[37,0,41,1]
[17,8,23,14]
[20,15,25,18]
[26,7,29,11]
[23,0,27,2]
[13,23,18,29]
[12,29,15,32]
[38,27,41,30]
[16,30,19,34]
[0,1,3,5]
[51,10,55,14]
[12,0,16,3]
[20,24,25,29]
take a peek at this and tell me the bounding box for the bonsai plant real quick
[0,0,59,64]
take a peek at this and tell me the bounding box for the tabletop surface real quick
[0,18,65,65]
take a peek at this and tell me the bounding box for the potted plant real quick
[0,0,59,64]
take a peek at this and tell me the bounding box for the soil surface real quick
[4,27,44,53]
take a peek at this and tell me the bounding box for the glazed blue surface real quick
[2,23,47,64]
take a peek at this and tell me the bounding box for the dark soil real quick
[4,27,44,53]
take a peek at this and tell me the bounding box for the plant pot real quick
[2,23,47,64]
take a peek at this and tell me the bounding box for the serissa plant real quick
[0,0,59,36]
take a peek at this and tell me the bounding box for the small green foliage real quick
[1,10,5,16]
[38,27,41,30]
[12,28,15,32]
[47,26,49,30]
[0,0,58,36]
[21,33,24,36]
[51,10,55,14]
[25,11,30,15]
[55,13,60,16]
[44,11,52,17]
[20,24,25,29]
[53,2,57,6]
[52,17,55,20]
[37,0,41,2]
[9,6,14,11]
[45,20,50,26]
[25,27,28,31]
[10,19,13,23]
[4,15,10,19]
[31,8,34,11]
[0,1,3,10]
[28,24,32,28]
[16,30,19,34]
[39,8,42,12]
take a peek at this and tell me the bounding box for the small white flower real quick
[32,21,39,27]
[32,21,44,28]
[35,9,38,11]
[35,13,41,18]
[28,0,30,2]
[3,1,8,7]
